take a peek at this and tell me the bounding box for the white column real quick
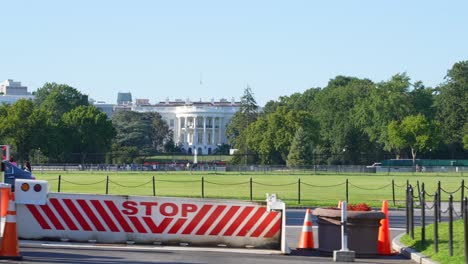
[211,117,215,145]
[203,116,207,146]
[185,116,189,145]
[218,117,223,144]
[193,116,198,146]
[177,117,182,143]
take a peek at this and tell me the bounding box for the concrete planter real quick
[313,208,385,257]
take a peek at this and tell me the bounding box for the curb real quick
[392,233,439,264]
[19,240,284,255]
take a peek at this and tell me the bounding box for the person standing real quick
[25,161,32,172]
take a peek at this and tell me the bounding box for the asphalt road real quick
[2,208,420,264]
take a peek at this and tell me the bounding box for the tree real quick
[111,111,172,163]
[226,87,259,164]
[463,123,468,150]
[0,99,47,162]
[34,82,89,123]
[315,76,375,164]
[244,107,318,165]
[62,106,115,163]
[435,61,468,156]
[287,127,313,166]
[409,81,435,119]
[386,114,440,164]
[355,73,412,147]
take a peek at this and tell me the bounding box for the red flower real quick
[347,203,371,211]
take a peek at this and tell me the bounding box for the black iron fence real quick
[49,175,419,206]
[32,164,467,175]
[406,181,468,262]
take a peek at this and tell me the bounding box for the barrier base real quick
[333,250,355,262]
[0,255,23,260]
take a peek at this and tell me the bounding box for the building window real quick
[170,119,174,127]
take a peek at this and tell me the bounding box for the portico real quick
[131,99,239,155]
[177,115,225,154]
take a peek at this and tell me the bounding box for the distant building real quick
[132,98,240,155]
[0,79,29,95]
[117,92,132,105]
[0,79,34,104]
[93,101,115,118]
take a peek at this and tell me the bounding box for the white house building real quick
[132,98,240,155]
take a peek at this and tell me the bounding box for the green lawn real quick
[401,220,466,264]
[33,171,467,207]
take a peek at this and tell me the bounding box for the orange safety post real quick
[297,208,314,249]
[378,199,391,255]
[0,192,22,260]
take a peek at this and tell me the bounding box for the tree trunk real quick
[411,148,417,165]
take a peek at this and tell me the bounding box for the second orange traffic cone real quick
[378,200,391,255]
[0,192,22,260]
[297,209,314,249]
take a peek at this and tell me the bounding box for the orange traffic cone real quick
[297,209,314,249]
[378,200,391,255]
[0,192,22,260]
[337,200,342,209]
[0,183,10,237]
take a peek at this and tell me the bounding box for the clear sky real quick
[2,1,467,106]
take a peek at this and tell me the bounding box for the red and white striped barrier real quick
[16,193,285,251]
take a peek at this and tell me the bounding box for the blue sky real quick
[2,1,467,106]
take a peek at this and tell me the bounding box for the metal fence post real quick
[201,176,205,198]
[417,180,422,206]
[464,197,468,264]
[434,192,439,254]
[406,185,410,235]
[298,178,301,205]
[152,176,156,196]
[392,178,396,206]
[449,194,453,256]
[346,178,349,203]
[250,176,253,201]
[410,186,414,239]
[462,180,465,218]
[438,181,442,222]
[421,190,426,244]
[105,175,109,195]
[58,175,61,193]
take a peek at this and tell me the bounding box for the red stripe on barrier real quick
[143,217,173,234]
[26,204,51,229]
[129,216,148,233]
[50,198,79,231]
[182,204,213,235]
[91,200,119,232]
[209,206,240,236]
[264,216,281,238]
[168,218,187,234]
[40,203,65,230]
[104,200,133,232]
[63,199,92,231]
[250,212,278,237]
[196,205,226,235]
[223,206,254,236]
[236,207,266,236]
[77,199,106,231]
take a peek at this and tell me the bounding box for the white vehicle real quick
[366,162,382,168]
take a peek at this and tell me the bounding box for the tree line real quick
[226,61,468,165]
[1,61,467,165]
[0,83,172,164]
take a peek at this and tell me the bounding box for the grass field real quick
[401,220,465,264]
[33,171,467,207]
